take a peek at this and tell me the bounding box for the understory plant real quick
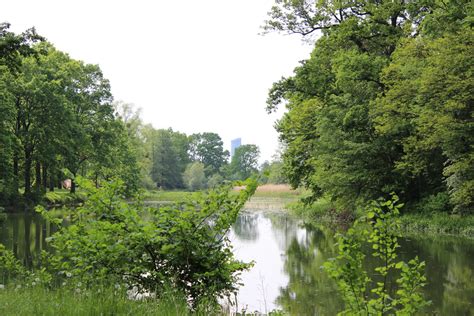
[324,194,430,315]
[34,177,257,310]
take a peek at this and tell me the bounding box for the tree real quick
[264,0,473,211]
[183,162,207,191]
[374,26,474,214]
[229,144,260,181]
[150,129,189,189]
[0,23,43,204]
[188,132,229,177]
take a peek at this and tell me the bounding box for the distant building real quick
[231,138,241,157]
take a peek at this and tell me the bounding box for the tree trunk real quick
[70,173,76,194]
[35,160,41,195]
[13,152,19,197]
[49,174,55,192]
[24,151,32,198]
[57,171,62,189]
[42,164,48,190]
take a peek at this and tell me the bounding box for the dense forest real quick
[264,0,473,214]
[0,23,285,207]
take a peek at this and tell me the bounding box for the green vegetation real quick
[398,213,474,238]
[0,23,140,205]
[264,1,473,217]
[1,178,257,313]
[0,286,195,316]
[142,189,199,202]
[227,145,260,181]
[324,195,430,315]
[0,23,277,209]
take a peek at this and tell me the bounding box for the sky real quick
[3,0,313,163]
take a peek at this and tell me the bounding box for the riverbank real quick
[288,198,474,239]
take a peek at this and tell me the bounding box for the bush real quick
[183,162,207,191]
[413,192,452,214]
[324,195,430,314]
[39,177,257,309]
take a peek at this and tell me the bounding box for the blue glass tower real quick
[231,138,241,157]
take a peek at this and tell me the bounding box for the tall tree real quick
[264,0,473,211]
[229,144,260,181]
[150,129,189,189]
[188,132,229,177]
[0,23,43,203]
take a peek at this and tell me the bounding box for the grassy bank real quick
[288,198,474,238]
[143,184,306,203]
[0,285,203,316]
[398,213,474,237]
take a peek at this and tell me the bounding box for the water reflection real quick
[1,210,473,315]
[0,213,56,268]
[233,213,260,242]
[229,210,474,315]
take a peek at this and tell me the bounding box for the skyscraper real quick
[231,138,241,157]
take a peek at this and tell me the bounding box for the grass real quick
[0,285,215,316]
[142,184,306,203]
[290,196,474,238]
[398,212,474,238]
[141,190,200,202]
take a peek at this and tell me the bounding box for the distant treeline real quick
[264,1,473,214]
[0,24,284,206]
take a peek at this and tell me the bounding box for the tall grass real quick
[0,285,213,316]
[398,213,474,238]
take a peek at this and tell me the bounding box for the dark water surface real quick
[1,210,473,315]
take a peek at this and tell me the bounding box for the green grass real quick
[0,285,213,316]
[398,213,474,238]
[141,190,200,202]
[290,196,474,238]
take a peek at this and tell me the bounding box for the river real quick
[1,208,473,315]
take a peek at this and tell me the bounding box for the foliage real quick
[323,195,430,315]
[0,244,51,288]
[260,160,287,185]
[0,29,141,205]
[40,177,257,308]
[398,213,474,238]
[264,0,473,214]
[150,128,190,189]
[189,132,229,177]
[228,145,260,181]
[183,162,207,191]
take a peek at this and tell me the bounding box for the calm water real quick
[1,209,473,315]
[229,210,474,315]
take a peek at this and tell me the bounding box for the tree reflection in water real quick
[2,211,473,314]
[276,224,343,315]
[232,212,260,242]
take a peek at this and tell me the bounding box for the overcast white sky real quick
[3,0,313,163]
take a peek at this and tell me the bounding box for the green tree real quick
[264,0,473,212]
[188,132,229,177]
[229,144,260,181]
[183,162,207,191]
[150,129,189,189]
[42,178,257,308]
[374,27,473,214]
[324,195,429,314]
[0,23,43,204]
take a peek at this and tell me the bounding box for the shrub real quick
[324,194,430,315]
[39,177,257,309]
[413,192,452,214]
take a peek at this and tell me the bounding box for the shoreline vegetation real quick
[287,196,474,239]
[2,184,472,239]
